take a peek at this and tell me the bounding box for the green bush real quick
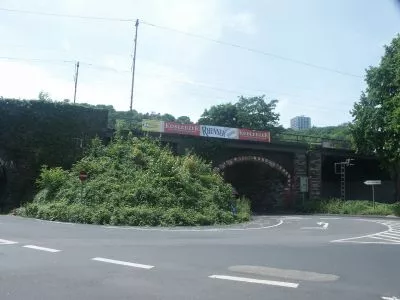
[303,198,400,216]
[36,166,68,197]
[18,136,250,226]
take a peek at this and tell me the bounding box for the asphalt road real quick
[1,215,400,300]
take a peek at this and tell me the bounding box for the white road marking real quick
[0,239,18,245]
[382,296,400,300]
[377,233,400,240]
[103,219,284,232]
[279,216,312,220]
[23,245,61,252]
[331,220,400,244]
[301,222,329,230]
[92,257,154,269]
[370,235,400,243]
[208,275,299,288]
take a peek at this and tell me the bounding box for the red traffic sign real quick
[79,171,88,182]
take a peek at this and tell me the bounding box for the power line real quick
[0,7,363,78]
[0,56,75,64]
[0,7,134,22]
[0,56,352,114]
[141,21,363,79]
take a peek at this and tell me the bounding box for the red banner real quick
[239,128,270,142]
[164,122,200,136]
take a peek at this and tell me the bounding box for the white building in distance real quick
[290,115,311,130]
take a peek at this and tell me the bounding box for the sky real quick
[0,0,399,127]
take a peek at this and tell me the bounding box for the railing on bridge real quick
[273,133,352,150]
[114,128,353,150]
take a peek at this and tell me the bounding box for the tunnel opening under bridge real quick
[216,156,291,214]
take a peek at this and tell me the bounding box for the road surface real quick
[1,215,399,299]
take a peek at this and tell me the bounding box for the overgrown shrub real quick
[300,198,400,216]
[18,135,251,226]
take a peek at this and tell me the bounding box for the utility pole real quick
[129,19,139,112]
[73,61,80,104]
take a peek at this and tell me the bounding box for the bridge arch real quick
[215,156,292,212]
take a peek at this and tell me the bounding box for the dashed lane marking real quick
[92,257,154,269]
[208,275,299,288]
[0,239,18,245]
[23,245,61,252]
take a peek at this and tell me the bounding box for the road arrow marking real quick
[301,222,329,230]
[317,222,329,229]
[0,239,18,245]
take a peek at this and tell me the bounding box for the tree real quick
[350,35,400,202]
[235,96,280,131]
[292,123,352,141]
[198,96,283,133]
[38,91,51,101]
[176,116,192,124]
[198,103,238,127]
[161,113,176,122]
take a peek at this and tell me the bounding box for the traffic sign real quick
[364,180,381,185]
[364,180,381,208]
[79,171,88,182]
[300,176,308,193]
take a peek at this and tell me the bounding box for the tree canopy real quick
[198,96,283,133]
[287,123,352,141]
[350,34,400,202]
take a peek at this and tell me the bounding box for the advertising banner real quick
[141,119,271,143]
[200,125,239,140]
[164,122,200,136]
[239,128,271,142]
[142,120,164,132]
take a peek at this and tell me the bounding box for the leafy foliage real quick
[300,199,400,216]
[198,96,284,134]
[0,98,108,210]
[350,34,400,201]
[286,123,352,141]
[18,136,250,226]
[78,103,193,131]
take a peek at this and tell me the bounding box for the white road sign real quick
[364,180,381,185]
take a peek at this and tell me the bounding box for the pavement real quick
[1,214,400,299]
